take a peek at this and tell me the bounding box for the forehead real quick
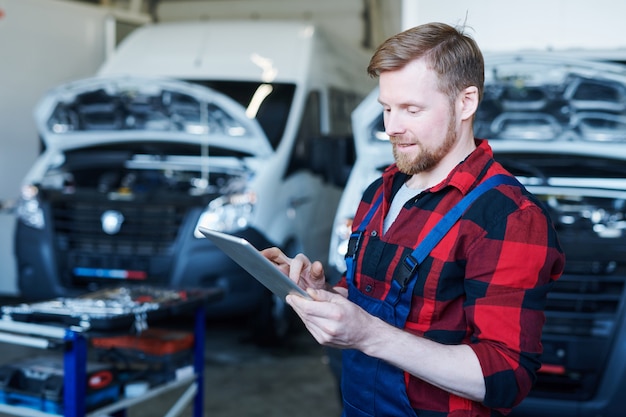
[377,59,443,104]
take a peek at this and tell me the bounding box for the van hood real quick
[353,53,626,160]
[34,75,272,157]
[479,52,626,152]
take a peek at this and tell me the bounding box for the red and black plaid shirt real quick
[338,139,565,416]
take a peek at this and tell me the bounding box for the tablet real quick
[198,227,312,300]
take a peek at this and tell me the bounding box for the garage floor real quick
[0,305,342,417]
[130,318,343,417]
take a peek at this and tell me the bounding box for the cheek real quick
[409,113,450,140]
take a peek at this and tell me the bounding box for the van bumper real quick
[15,222,275,318]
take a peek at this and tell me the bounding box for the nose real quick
[383,111,405,137]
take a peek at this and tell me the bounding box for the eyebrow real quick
[377,98,424,108]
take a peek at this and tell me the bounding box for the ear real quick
[458,86,479,121]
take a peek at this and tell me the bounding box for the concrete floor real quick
[0,307,342,417]
[132,319,343,417]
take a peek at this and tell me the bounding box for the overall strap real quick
[344,192,383,284]
[345,192,383,259]
[358,193,383,233]
[398,174,521,290]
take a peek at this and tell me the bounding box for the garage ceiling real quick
[63,0,402,51]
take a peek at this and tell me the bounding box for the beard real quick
[391,111,458,175]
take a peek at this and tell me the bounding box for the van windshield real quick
[188,80,296,149]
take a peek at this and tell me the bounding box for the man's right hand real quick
[261,247,327,291]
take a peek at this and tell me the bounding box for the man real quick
[263,22,564,416]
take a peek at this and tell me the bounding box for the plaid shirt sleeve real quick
[462,184,565,411]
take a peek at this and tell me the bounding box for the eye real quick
[407,106,420,115]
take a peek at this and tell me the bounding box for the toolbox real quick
[92,327,195,387]
[1,285,221,330]
[92,327,194,357]
[0,356,119,414]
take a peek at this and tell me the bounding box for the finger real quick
[285,293,311,309]
[290,253,311,282]
[310,261,326,283]
[261,247,290,265]
[290,302,345,347]
[285,294,309,322]
[286,293,318,322]
[261,247,294,276]
[291,290,343,321]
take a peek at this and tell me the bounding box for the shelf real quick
[0,304,208,417]
[87,373,197,417]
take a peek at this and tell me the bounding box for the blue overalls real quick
[341,174,520,417]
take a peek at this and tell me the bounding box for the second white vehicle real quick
[329,53,626,416]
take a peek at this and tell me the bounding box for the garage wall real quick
[156,0,402,51]
[401,0,626,53]
[0,0,113,294]
[0,0,113,202]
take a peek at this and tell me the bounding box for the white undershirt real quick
[383,183,423,234]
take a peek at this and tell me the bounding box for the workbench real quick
[0,287,221,417]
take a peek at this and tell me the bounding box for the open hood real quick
[354,53,626,158]
[479,52,626,148]
[34,75,272,157]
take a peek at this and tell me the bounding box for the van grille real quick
[533,272,626,400]
[49,196,189,285]
[53,201,182,254]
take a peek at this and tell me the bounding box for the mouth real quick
[390,136,416,146]
[392,139,419,152]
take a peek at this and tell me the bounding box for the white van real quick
[328,53,626,414]
[14,20,373,342]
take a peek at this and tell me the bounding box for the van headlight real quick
[16,185,45,229]
[194,191,256,237]
[329,217,353,273]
